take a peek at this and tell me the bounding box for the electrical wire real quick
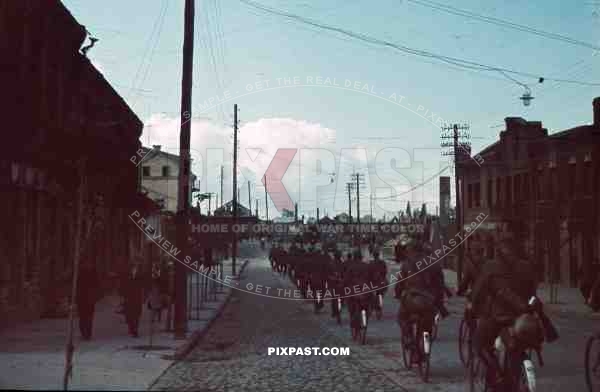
[128,0,168,103]
[406,0,600,52]
[238,0,600,87]
[133,0,169,110]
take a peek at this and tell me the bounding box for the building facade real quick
[0,1,148,325]
[140,145,197,213]
[461,97,600,286]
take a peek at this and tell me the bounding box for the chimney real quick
[152,145,161,151]
[593,97,600,127]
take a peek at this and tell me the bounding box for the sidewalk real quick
[443,268,600,319]
[0,258,250,390]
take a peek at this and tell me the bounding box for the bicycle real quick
[459,304,476,367]
[350,300,369,345]
[372,291,385,321]
[431,311,440,342]
[469,297,551,392]
[401,314,433,382]
[585,331,600,392]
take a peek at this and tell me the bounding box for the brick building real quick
[461,97,600,286]
[0,1,151,324]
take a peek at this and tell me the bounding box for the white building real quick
[139,145,198,213]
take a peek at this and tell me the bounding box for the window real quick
[584,162,592,195]
[487,179,493,208]
[522,173,528,200]
[467,183,473,208]
[474,182,481,207]
[568,162,577,196]
[535,171,542,200]
[496,177,502,207]
[142,166,150,177]
[546,169,555,199]
[162,166,170,177]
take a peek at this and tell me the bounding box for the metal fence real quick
[186,259,225,320]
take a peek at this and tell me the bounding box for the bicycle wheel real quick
[417,327,431,383]
[517,356,536,392]
[586,334,600,392]
[360,309,368,345]
[335,303,342,325]
[459,318,472,367]
[401,327,412,369]
[360,325,367,345]
[469,355,488,392]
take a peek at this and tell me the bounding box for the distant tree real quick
[281,208,294,218]
[335,212,349,223]
[405,201,411,219]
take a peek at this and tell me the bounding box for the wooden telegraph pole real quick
[232,104,238,276]
[174,0,194,339]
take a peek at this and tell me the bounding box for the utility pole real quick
[232,104,238,276]
[255,199,259,218]
[346,182,353,223]
[370,193,373,222]
[350,172,365,223]
[441,122,470,283]
[264,177,269,222]
[220,165,224,208]
[317,207,320,222]
[63,159,85,391]
[294,203,298,223]
[247,180,251,213]
[174,0,194,340]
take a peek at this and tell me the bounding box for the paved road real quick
[152,257,590,391]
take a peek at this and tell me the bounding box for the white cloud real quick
[140,114,337,216]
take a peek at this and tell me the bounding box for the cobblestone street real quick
[152,257,591,391]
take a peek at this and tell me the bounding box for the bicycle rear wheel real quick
[401,327,412,369]
[417,326,431,382]
[459,318,472,367]
[585,334,600,392]
[469,355,488,392]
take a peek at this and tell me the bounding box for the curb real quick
[172,258,251,360]
[148,258,251,390]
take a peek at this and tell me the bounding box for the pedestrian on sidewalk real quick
[147,270,164,322]
[124,258,145,337]
[116,256,128,315]
[76,258,100,341]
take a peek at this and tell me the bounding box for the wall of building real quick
[140,146,197,213]
[461,105,600,287]
[0,1,144,326]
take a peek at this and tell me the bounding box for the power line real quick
[238,0,600,87]
[128,0,169,104]
[406,0,600,52]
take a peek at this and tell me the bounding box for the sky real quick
[62,0,600,219]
